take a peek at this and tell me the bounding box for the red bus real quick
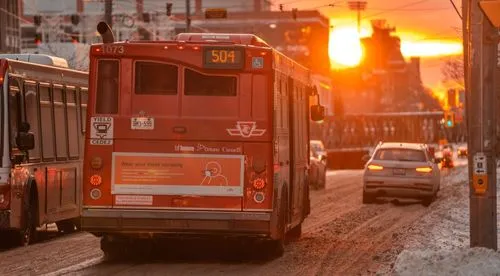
[0,54,88,246]
[81,23,324,258]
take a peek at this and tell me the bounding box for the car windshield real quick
[374,148,427,162]
[310,142,324,152]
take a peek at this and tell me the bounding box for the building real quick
[334,19,434,114]
[20,0,272,46]
[19,0,330,75]
[0,0,21,53]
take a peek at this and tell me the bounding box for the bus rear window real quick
[96,60,119,114]
[135,61,178,95]
[185,69,236,96]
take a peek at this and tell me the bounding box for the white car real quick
[362,142,440,206]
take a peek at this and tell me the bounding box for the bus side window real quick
[23,83,41,161]
[80,88,88,133]
[66,89,79,159]
[96,60,119,114]
[39,85,56,160]
[53,86,68,160]
[8,79,21,152]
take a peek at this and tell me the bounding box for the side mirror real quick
[311,105,325,122]
[362,154,370,163]
[16,132,35,151]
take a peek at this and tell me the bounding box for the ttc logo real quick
[226,121,266,138]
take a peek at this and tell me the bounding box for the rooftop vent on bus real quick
[174,33,270,47]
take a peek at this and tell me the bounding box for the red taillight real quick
[90,174,102,186]
[0,185,10,209]
[368,164,384,171]
[253,178,266,190]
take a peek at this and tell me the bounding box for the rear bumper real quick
[81,208,272,237]
[364,176,436,198]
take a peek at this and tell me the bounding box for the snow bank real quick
[394,247,500,276]
[391,166,500,275]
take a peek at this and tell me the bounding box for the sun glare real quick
[328,24,463,68]
[328,26,368,67]
[401,41,463,57]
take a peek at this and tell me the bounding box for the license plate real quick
[393,168,406,175]
[131,117,154,130]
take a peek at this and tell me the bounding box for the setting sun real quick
[328,26,368,67]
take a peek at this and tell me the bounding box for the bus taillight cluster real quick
[0,185,10,209]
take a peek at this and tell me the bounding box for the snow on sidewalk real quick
[391,166,500,275]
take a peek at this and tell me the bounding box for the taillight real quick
[368,164,384,171]
[253,178,266,190]
[90,174,102,186]
[0,185,10,209]
[416,167,433,173]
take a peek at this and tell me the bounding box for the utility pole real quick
[105,0,113,29]
[348,1,367,34]
[185,0,191,32]
[466,0,498,250]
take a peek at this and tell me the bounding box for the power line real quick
[360,0,431,21]
[448,0,462,20]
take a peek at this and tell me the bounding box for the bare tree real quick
[441,55,464,86]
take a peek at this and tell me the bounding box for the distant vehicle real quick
[309,140,327,189]
[457,146,468,158]
[81,23,326,259]
[362,142,440,206]
[0,55,88,246]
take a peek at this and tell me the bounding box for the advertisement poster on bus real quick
[111,153,244,196]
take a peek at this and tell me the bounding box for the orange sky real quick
[277,0,464,87]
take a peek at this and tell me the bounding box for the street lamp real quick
[479,0,500,27]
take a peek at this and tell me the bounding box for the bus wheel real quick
[56,220,76,233]
[20,204,37,246]
[267,190,287,258]
[287,223,302,241]
[101,236,125,261]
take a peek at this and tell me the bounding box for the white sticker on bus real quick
[115,195,153,206]
[131,117,154,130]
[90,117,113,146]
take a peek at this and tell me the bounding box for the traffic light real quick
[70,14,80,26]
[292,8,298,20]
[166,3,173,16]
[143,13,150,23]
[279,4,283,11]
[33,15,42,26]
[444,111,455,128]
[34,33,42,45]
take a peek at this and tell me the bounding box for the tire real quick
[101,236,126,261]
[320,170,327,189]
[287,223,302,241]
[267,189,287,258]
[422,193,436,207]
[19,202,37,246]
[56,219,76,233]
[362,191,375,204]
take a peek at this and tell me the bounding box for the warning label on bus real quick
[111,152,244,196]
[90,117,113,145]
